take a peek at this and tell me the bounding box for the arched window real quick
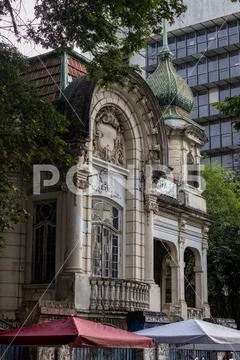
[92,199,121,278]
[32,201,56,283]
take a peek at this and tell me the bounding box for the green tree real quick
[202,166,240,328]
[0,43,73,246]
[1,0,187,84]
[215,97,240,131]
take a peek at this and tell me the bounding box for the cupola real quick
[147,20,194,114]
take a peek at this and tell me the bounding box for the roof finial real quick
[159,18,172,60]
[162,19,169,51]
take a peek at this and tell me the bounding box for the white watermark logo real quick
[33,163,206,197]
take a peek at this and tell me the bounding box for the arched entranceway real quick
[154,239,178,310]
[184,247,202,309]
[184,248,196,308]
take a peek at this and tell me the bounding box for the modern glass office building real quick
[132,1,240,174]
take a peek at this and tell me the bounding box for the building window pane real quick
[233,153,240,175]
[221,121,231,134]
[218,24,228,47]
[229,33,238,45]
[210,122,221,148]
[147,44,157,67]
[231,84,240,97]
[209,105,219,116]
[230,51,240,77]
[177,63,187,79]
[187,62,197,85]
[92,199,121,278]
[188,62,197,76]
[188,76,198,86]
[198,59,207,74]
[208,57,218,82]
[219,55,229,79]
[219,54,228,69]
[199,92,208,106]
[211,156,221,165]
[211,136,220,148]
[222,135,232,147]
[228,21,238,35]
[233,129,240,146]
[199,105,209,117]
[177,35,186,57]
[198,59,207,84]
[32,201,56,283]
[207,28,217,49]
[198,92,209,116]
[222,154,233,170]
[211,122,220,135]
[219,86,230,101]
[169,37,176,57]
[177,35,186,48]
[230,51,239,67]
[187,33,196,55]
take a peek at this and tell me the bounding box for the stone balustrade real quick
[90,277,150,312]
[187,307,204,319]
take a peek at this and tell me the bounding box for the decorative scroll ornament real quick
[145,194,158,213]
[185,125,207,145]
[93,107,125,165]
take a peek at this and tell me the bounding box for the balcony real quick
[90,278,150,312]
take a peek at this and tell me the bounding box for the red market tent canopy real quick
[0,316,154,349]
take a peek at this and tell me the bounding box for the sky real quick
[0,0,48,57]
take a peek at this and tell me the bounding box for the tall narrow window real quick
[32,201,56,283]
[92,199,121,278]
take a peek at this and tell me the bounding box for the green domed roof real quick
[146,21,194,113]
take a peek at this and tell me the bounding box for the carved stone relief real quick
[38,347,55,360]
[187,151,195,165]
[157,344,169,360]
[58,345,72,360]
[93,107,125,165]
[143,348,156,360]
[148,144,162,162]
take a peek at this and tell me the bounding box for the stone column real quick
[144,195,157,283]
[56,143,91,311]
[144,194,160,312]
[178,217,187,319]
[194,265,203,309]
[202,225,210,317]
[64,191,83,272]
[171,263,178,305]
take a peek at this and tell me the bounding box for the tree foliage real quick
[1,0,187,84]
[215,97,240,131]
[0,43,73,245]
[202,166,240,328]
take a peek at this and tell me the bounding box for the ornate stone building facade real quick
[0,27,210,359]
